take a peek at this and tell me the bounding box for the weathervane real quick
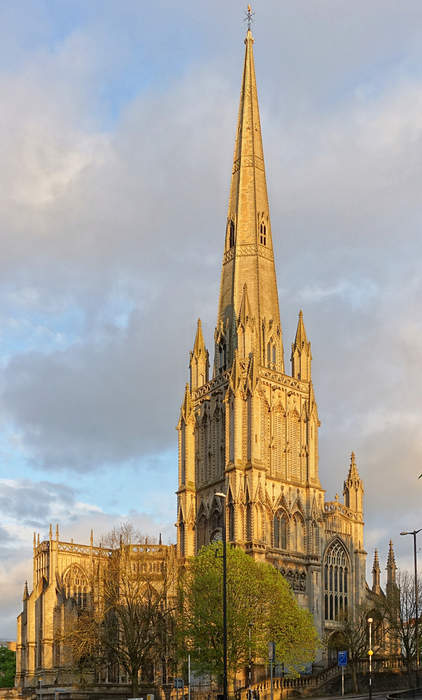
[245,4,254,31]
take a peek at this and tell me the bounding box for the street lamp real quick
[367,617,373,700]
[216,492,228,700]
[400,528,422,686]
[248,622,253,699]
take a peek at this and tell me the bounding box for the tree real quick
[178,542,318,691]
[382,571,421,682]
[325,606,383,693]
[0,647,16,688]
[64,527,177,697]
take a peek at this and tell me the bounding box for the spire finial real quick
[245,4,254,32]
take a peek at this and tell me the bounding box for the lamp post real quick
[400,528,422,687]
[367,617,373,700]
[216,492,228,700]
[248,622,253,699]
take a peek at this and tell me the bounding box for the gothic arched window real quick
[246,501,252,541]
[229,220,235,248]
[293,513,304,552]
[179,522,185,557]
[228,497,235,542]
[260,221,266,245]
[324,539,349,621]
[273,510,288,549]
[63,565,89,609]
[197,514,207,550]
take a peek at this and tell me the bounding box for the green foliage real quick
[178,543,318,685]
[0,647,16,688]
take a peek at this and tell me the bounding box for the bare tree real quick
[382,571,422,682]
[64,526,177,697]
[325,606,383,693]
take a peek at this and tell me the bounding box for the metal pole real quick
[188,653,191,700]
[414,531,419,687]
[216,493,228,700]
[270,657,273,700]
[248,624,252,699]
[401,529,422,688]
[341,666,344,697]
[222,504,228,700]
[368,618,372,700]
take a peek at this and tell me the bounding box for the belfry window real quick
[229,220,235,248]
[324,540,349,621]
[260,221,266,245]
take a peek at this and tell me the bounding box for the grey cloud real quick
[0,0,422,577]
[0,480,76,525]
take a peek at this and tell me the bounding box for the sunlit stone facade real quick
[175,28,394,650]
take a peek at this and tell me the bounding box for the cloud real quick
[1,0,422,637]
[0,477,175,638]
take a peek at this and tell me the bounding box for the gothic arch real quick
[209,495,223,541]
[196,501,208,551]
[62,565,89,609]
[323,538,350,622]
[273,508,288,549]
[292,511,305,553]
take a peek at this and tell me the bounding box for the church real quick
[15,22,398,692]
[175,25,396,648]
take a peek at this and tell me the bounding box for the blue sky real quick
[1,0,422,637]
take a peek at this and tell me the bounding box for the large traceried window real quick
[324,539,349,621]
[63,565,89,609]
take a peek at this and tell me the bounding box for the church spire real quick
[291,310,312,381]
[386,540,397,583]
[343,452,364,514]
[372,549,381,594]
[216,26,283,374]
[190,319,209,390]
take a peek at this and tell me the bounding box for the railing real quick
[235,656,407,700]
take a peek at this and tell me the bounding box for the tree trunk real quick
[131,668,140,698]
[351,663,359,693]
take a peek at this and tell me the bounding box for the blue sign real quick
[338,650,348,667]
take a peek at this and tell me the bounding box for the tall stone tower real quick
[177,23,322,581]
[176,24,368,644]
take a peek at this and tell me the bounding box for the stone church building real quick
[15,25,398,691]
[175,27,396,648]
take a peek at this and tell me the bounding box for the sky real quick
[1,0,422,639]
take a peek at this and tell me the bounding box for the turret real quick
[291,310,311,381]
[343,452,364,514]
[190,319,209,390]
[22,580,29,602]
[386,540,397,593]
[372,549,381,594]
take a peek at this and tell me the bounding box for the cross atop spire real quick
[245,4,254,32]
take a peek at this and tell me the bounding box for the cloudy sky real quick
[1,0,422,638]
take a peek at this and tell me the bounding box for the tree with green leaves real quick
[0,647,16,688]
[178,542,318,691]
